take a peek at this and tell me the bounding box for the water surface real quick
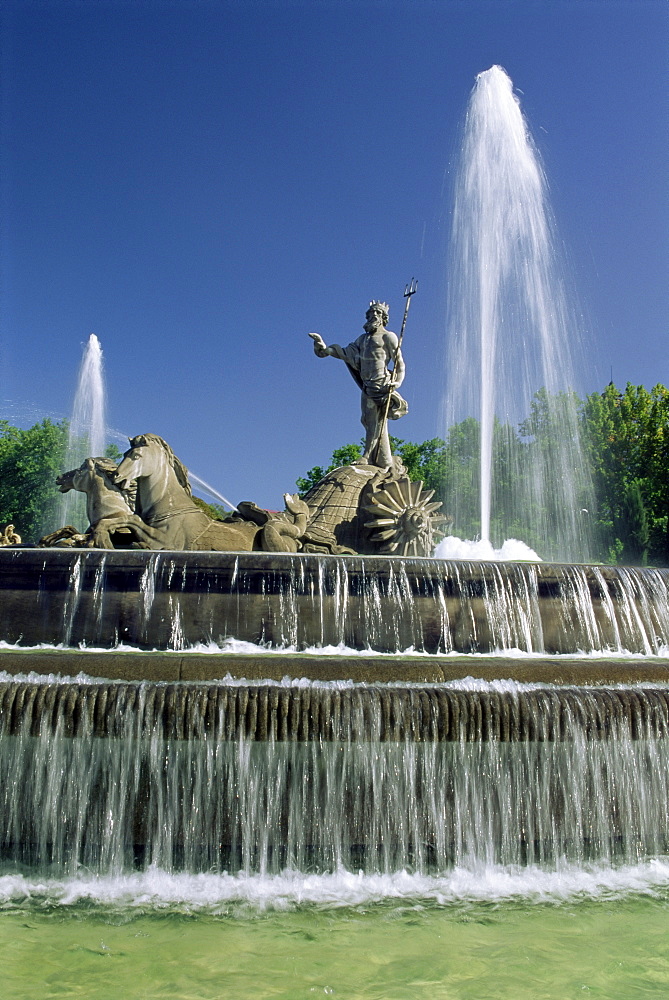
[2,865,669,999]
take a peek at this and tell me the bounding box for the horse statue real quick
[53,456,163,549]
[113,434,308,552]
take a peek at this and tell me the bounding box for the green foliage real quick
[393,437,449,494]
[0,419,69,542]
[617,479,650,565]
[515,388,595,559]
[191,495,230,521]
[7,382,664,563]
[296,443,363,496]
[438,417,481,540]
[104,443,123,463]
[296,436,453,505]
[583,382,669,564]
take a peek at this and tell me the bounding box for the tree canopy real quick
[582,382,668,564]
[0,419,69,543]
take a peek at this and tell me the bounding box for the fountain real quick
[1,346,668,880]
[444,66,594,560]
[0,74,668,899]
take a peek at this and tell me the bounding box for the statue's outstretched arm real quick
[308,332,329,357]
[308,332,347,361]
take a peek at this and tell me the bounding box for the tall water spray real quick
[444,67,593,561]
[59,334,107,528]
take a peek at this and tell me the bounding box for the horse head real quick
[115,437,153,490]
[56,468,77,493]
[56,457,97,494]
[115,435,193,525]
[58,457,120,493]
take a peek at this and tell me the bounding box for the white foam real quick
[1,861,668,914]
[434,536,542,561]
[3,669,669,694]
[4,668,669,697]
[2,638,667,659]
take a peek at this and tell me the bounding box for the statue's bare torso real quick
[309,302,407,467]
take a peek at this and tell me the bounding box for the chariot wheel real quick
[363,477,450,556]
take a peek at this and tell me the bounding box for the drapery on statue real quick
[309,299,410,469]
[37,280,452,555]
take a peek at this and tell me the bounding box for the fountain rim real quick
[1,548,667,683]
[3,545,662,572]
[2,648,669,686]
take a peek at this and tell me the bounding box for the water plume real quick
[69,334,106,459]
[444,66,594,561]
[59,335,107,529]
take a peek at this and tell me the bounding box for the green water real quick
[3,895,669,1000]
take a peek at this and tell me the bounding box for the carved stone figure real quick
[300,463,382,553]
[39,525,89,547]
[363,477,452,556]
[55,457,163,549]
[111,434,308,553]
[113,434,261,551]
[236,494,310,553]
[41,427,447,556]
[299,460,450,556]
[0,524,21,546]
[309,301,408,468]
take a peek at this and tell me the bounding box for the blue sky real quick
[1,0,667,509]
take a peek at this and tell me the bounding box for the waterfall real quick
[2,549,668,655]
[444,66,594,561]
[2,678,669,875]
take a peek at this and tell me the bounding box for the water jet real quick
[58,334,107,531]
[444,66,594,560]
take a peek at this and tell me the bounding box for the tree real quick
[191,496,230,521]
[296,437,451,498]
[0,419,69,542]
[392,437,449,494]
[439,417,480,540]
[583,383,669,564]
[617,479,650,565]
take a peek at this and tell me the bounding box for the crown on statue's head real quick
[367,300,390,320]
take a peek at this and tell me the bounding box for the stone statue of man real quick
[309,300,408,468]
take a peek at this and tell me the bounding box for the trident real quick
[372,278,418,465]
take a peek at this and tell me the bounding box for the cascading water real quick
[444,66,594,561]
[3,677,669,875]
[1,546,668,882]
[59,334,107,530]
[3,550,669,655]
